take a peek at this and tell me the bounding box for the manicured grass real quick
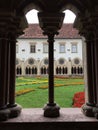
[15,77,84,108]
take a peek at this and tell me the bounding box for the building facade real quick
[16,24,83,76]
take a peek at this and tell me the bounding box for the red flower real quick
[73,92,85,107]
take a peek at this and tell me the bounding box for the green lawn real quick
[15,77,84,108]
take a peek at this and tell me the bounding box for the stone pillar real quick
[7,37,22,118]
[82,38,88,102]
[21,60,25,76]
[75,14,97,117]
[43,31,60,117]
[54,60,56,76]
[76,11,98,119]
[0,11,27,121]
[67,60,72,76]
[0,34,10,121]
[38,12,65,117]
[93,24,98,118]
[37,60,41,76]
[82,36,96,117]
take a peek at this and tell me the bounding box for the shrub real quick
[73,92,85,107]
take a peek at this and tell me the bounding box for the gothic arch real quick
[16,0,43,15]
[56,58,68,75]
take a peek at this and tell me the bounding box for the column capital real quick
[38,12,65,36]
[0,12,27,39]
[74,12,98,41]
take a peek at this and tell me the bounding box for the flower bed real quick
[15,88,35,96]
[73,92,85,107]
[38,82,84,89]
[16,80,48,86]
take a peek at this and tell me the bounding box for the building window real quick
[30,44,36,53]
[59,44,65,53]
[60,44,65,53]
[16,44,18,53]
[71,44,77,53]
[43,44,48,53]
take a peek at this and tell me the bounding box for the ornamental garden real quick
[15,77,84,108]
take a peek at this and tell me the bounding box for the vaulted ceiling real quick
[0,0,97,14]
[0,0,97,34]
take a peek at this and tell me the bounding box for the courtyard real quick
[15,77,84,108]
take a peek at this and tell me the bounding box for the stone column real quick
[75,12,98,119]
[74,14,97,117]
[21,60,25,76]
[54,60,56,76]
[37,60,41,76]
[5,39,10,108]
[0,34,10,121]
[67,60,72,76]
[43,32,60,117]
[82,36,96,117]
[93,24,98,118]
[7,37,22,118]
[38,12,65,117]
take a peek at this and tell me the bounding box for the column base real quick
[81,103,94,117]
[8,104,22,118]
[93,107,98,119]
[43,103,60,117]
[0,108,10,121]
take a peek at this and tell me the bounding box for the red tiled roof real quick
[19,24,81,39]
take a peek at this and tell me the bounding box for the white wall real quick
[16,38,83,62]
[54,39,82,61]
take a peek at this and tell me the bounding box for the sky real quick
[26,9,76,24]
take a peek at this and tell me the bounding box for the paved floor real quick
[4,108,98,122]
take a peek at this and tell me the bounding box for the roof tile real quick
[19,24,81,39]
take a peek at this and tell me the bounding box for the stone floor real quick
[4,108,98,122]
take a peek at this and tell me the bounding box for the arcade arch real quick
[0,0,97,122]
